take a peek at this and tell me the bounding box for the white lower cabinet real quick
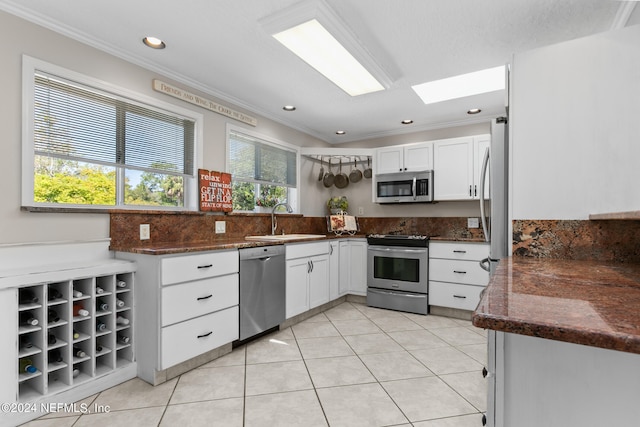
[429,241,489,310]
[285,242,329,319]
[116,249,239,384]
[339,239,367,296]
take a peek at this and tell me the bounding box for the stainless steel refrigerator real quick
[479,116,509,274]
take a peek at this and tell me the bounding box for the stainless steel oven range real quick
[366,234,429,315]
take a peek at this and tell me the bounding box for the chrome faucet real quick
[271,202,293,235]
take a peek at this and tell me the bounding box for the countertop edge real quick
[472,312,640,354]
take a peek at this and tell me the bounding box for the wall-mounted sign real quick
[153,79,257,127]
[199,169,233,212]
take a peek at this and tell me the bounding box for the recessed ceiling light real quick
[283,105,296,111]
[412,65,505,105]
[401,119,413,125]
[467,108,482,115]
[143,36,166,49]
[336,130,346,135]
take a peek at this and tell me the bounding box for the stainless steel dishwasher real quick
[238,245,286,341]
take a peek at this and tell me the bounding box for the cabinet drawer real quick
[161,250,238,285]
[429,259,489,286]
[429,242,488,261]
[162,274,239,326]
[160,305,239,369]
[286,241,329,260]
[429,281,483,311]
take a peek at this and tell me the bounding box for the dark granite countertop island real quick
[472,257,640,354]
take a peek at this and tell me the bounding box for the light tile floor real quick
[23,302,487,427]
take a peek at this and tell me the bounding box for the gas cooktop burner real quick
[366,234,430,247]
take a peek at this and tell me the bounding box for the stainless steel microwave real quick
[374,170,434,203]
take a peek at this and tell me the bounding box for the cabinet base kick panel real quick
[160,306,239,369]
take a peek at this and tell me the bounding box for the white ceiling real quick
[0,0,631,144]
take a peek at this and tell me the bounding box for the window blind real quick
[33,72,195,177]
[228,131,297,187]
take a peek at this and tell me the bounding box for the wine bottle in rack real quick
[19,358,38,374]
[72,289,83,298]
[116,316,130,326]
[118,335,130,344]
[20,311,39,326]
[19,288,39,304]
[96,343,103,352]
[48,349,63,363]
[48,334,57,345]
[96,321,107,332]
[73,347,86,358]
[115,298,125,308]
[95,286,104,294]
[73,304,89,317]
[72,330,80,340]
[20,335,33,349]
[48,309,60,323]
[96,299,109,311]
[48,287,63,301]
[72,367,80,378]
[116,280,127,288]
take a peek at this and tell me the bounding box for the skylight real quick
[273,19,385,96]
[412,66,506,105]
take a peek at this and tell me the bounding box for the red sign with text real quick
[199,169,233,212]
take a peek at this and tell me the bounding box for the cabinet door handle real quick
[482,367,488,378]
[197,264,213,269]
[310,260,314,272]
[453,294,467,299]
[307,261,312,273]
[469,185,472,196]
[453,270,467,274]
[330,245,334,255]
[474,185,477,197]
[197,294,213,301]
[453,250,467,254]
[197,331,213,338]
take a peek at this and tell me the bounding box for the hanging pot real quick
[334,159,349,188]
[323,159,335,188]
[349,157,363,183]
[363,156,373,179]
[317,157,325,181]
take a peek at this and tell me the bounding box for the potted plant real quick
[327,196,348,214]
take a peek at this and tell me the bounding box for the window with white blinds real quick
[227,128,298,212]
[22,57,201,210]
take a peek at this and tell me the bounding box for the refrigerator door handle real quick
[479,146,490,243]
[480,257,491,272]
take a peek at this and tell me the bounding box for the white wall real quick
[0,11,327,245]
[510,24,640,220]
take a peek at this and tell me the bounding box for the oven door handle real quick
[368,247,427,254]
[412,176,417,200]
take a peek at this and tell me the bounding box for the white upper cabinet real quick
[376,141,433,174]
[433,135,490,201]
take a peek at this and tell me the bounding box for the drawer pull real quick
[453,270,467,274]
[453,295,467,299]
[453,250,467,254]
[197,264,213,269]
[197,294,213,301]
[197,331,213,338]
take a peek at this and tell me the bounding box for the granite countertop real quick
[472,257,640,354]
[111,234,367,255]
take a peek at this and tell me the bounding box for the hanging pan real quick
[317,157,325,181]
[349,157,363,183]
[334,159,349,188]
[363,156,373,179]
[323,159,335,188]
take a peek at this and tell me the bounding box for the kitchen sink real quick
[245,234,326,241]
